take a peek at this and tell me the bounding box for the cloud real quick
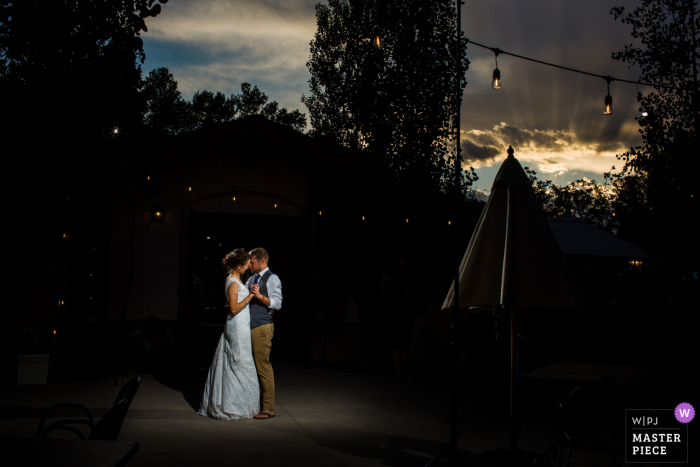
[142,0,317,108]
[461,139,500,164]
[460,122,630,176]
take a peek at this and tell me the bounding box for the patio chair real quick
[34,376,141,440]
[534,382,623,467]
[35,399,130,440]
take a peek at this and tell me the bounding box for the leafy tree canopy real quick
[142,68,307,135]
[303,0,475,194]
[525,168,618,233]
[1,0,167,291]
[610,0,700,269]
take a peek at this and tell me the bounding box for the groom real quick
[247,247,282,420]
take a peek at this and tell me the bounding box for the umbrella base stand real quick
[425,445,467,467]
[479,448,538,467]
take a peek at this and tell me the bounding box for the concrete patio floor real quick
[1,363,628,467]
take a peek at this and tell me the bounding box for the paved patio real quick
[1,363,628,467]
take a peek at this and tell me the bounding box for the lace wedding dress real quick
[198,276,260,419]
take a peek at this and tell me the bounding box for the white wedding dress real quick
[198,276,260,419]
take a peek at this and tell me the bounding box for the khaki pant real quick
[251,323,274,411]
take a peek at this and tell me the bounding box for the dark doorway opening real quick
[184,211,312,366]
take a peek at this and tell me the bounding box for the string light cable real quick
[466,39,659,88]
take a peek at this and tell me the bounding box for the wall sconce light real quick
[153,207,164,221]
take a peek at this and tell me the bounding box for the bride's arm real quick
[228,281,254,316]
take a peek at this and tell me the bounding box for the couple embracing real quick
[198,247,281,420]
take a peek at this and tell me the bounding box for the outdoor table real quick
[523,360,649,385]
[0,438,138,467]
[523,361,649,467]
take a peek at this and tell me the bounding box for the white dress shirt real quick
[246,267,283,311]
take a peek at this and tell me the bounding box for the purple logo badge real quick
[675,402,694,423]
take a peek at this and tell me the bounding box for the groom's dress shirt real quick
[248,267,282,311]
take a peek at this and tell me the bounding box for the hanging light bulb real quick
[491,49,502,90]
[604,76,613,116]
[492,68,501,90]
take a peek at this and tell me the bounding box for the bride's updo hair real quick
[222,249,250,274]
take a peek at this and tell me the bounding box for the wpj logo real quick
[626,409,689,463]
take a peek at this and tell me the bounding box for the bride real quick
[198,249,260,419]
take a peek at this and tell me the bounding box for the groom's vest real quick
[250,270,275,329]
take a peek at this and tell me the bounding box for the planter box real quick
[17,354,50,385]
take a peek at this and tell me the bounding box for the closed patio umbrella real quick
[442,146,586,455]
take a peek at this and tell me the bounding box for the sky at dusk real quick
[141,0,646,195]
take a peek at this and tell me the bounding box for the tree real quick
[610,0,700,269]
[303,0,475,194]
[142,67,191,135]
[0,1,167,327]
[524,168,618,232]
[141,71,307,134]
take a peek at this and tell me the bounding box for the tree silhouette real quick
[610,0,700,270]
[303,0,476,195]
[142,67,191,136]
[141,69,307,134]
[524,168,618,232]
[0,0,168,317]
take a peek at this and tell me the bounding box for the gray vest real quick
[250,270,274,329]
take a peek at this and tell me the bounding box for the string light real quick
[319,211,322,215]
[465,39,664,116]
[491,49,502,90]
[147,175,150,181]
[604,76,613,116]
[448,220,452,225]
[362,216,365,221]
[374,35,383,49]
[232,193,236,201]
[406,218,409,223]
[53,330,57,335]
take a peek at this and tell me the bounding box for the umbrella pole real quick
[509,306,517,451]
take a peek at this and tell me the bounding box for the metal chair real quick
[533,382,623,467]
[34,376,141,440]
[35,399,130,440]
